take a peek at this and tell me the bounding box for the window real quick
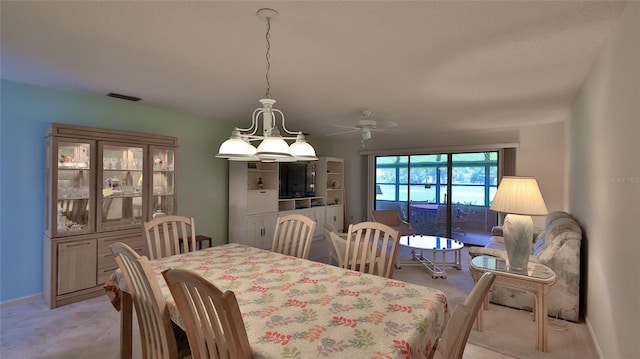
[374,151,499,242]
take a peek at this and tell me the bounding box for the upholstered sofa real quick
[468,210,582,322]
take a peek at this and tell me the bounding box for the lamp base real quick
[503,214,533,272]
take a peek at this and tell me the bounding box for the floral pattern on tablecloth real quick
[108,243,448,359]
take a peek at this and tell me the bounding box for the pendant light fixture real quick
[216,8,317,162]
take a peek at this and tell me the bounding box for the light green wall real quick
[0,80,236,301]
[568,2,640,357]
[0,79,332,303]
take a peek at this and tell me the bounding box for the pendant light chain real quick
[264,17,271,99]
[215,8,317,162]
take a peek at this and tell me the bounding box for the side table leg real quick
[537,286,550,352]
[440,249,447,278]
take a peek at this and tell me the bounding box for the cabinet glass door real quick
[99,143,145,231]
[53,139,94,236]
[150,147,176,217]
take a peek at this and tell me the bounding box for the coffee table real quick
[398,235,464,278]
[470,255,557,352]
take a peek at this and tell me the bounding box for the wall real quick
[0,80,235,302]
[568,2,640,357]
[516,122,565,228]
[328,122,566,230]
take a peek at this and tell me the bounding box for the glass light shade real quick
[490,176,548,216]
[255,135,293,160]
[289,132,318,161]
[215,130,257,159]
[361,129,372,141]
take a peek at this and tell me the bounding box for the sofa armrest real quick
[468,246,508,260]
[533,228,545,242]
[491,226,503,236]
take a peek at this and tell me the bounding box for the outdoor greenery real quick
[375,152,498,206]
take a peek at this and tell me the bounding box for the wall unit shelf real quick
[229,157,346,250]
[316,157,345,231]
[278,196,325,212]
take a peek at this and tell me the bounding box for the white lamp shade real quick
[289,133,318,161]
[215,135,257,159]
[255,136,293,160]
[490,176,548,215]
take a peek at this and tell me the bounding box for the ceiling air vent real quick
[107,92,141,102]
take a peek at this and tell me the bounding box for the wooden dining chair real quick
[322,225,351,267]
[321,225,341,266]
[144,215,196,259]
[428,272,496,359]
[162,268,252,359]
[344,221,400,278]
[271,214,317,259]
[110,242,190,359]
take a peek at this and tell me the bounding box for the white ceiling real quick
[0,1,626,145]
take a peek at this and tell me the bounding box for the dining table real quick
[106,243,449,358]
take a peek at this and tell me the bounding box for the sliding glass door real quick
[374,151,498,244]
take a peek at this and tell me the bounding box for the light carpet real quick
[392,246,598,358]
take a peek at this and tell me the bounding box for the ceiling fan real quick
[327,110,402,148]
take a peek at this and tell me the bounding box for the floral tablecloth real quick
[107,243,449,358]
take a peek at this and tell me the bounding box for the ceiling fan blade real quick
[378,120,399,128]
[325,129,359,137]
[371,127,406,134]
[332,124,359,130]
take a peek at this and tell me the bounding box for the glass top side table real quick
[470,255,557,352]
[471,255,555,280]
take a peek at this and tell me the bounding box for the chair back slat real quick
[163,268,252,359]
[272,214,317,259]
[110,242,179,359]
[144,215,196,259]
[345,221,399,278]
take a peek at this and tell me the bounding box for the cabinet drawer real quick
[97,234,146,254]
[97,245,145,269]
[247,190,278,214]
[97,265,119,285]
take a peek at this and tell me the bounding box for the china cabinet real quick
[44,123,177,308]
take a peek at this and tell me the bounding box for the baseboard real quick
[0,293,43,310]
[585,315,604,359]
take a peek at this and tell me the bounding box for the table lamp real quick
[490,176,548,272]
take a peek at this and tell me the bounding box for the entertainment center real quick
[228,157,344,250]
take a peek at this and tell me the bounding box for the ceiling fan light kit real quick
[361,129,372,141]
[216,8,317,162]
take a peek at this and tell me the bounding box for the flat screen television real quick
[279,163,315,198]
